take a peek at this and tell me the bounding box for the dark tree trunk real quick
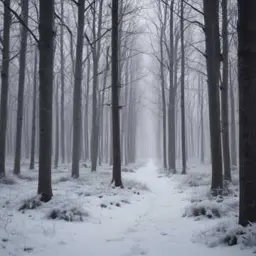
[180,0,186,174]
[13,0,29,175]
[238,0,256,226]
[0,0,11,178]
[38,0,54,202]
[54,85,59,169]
[168,0,176,173]
[203,0,223,195]
[111,0,123,187]
[60,0,65,163]
[90,0,103,172]
[29,47,38,170]
[84,52,90,162]
[221,0,231,182]
[72,0,85,178]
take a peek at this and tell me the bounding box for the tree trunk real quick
[221,0,231,183]
[160,30,167,170]
[91,0,104,172]
[111,0,123,187]
[238,0,256,226]
[29,47,38,170]
[38,0,54,202]
[60,0,65,163]
[180,0,186,174]
[199,76,205,164]
[229,67,237,169]
[203,0,223,195]
[72,0,85,178]
[54,85,59,169]
[13,0,29,175]
[168,0,176,173]
[0,0,11,178]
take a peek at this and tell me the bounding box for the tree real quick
[37,0,55,202]
[0,0,11,178]
[72,0,85,178]
[180,0,186,174]
[60,0,65,163]
[14,0,29,175]
[29,46,38,170]
[203,0,223,195]
[221,0,231,182]
[111,0,123,187]
[238,0,256,226]
[168,0,176,173]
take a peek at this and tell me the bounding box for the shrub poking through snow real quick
[183,201,226,219]
[47,206,89,222]
[19,196,42,211]
[194,220,256,249]
[124,179,149,191]
[0,176,16,185]
[122,167,135,173]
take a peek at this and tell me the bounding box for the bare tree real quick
[0,0,11,178]
[238,0,256,226]
[111,0,123,187]
[13,0,29,175]
[221,0,231,182]
[203,0,223,195]
[37,0,55,202]
[29,46,38,170]
[72,0,85,178]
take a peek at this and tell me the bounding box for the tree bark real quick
[229,66,237,169]
[221,0,231,182]
[0,0,11,178]
[13,0,29,175]
[180,0,186,174]
[111,0,123,187]
[60,0,65,163]
[203,0,223,195]
[29,47,38,170]
[54,84,59,169]
[72,0,85,178]
[38,0,54,202]
[238,0,256,226]
[168,0,176,173]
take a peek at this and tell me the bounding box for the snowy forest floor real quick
[0,161,254,256]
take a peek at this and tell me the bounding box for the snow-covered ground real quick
[0,161,253,255]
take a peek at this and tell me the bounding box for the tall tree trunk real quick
[91,0,104,172]
[111,0,123,187]
[221,0,231,182]
[238,0,256,226]
[72,0,85,178]
[29,47,38,170]
[180,0,186,174]
[54,85,59,169]
[84,51,90,162]
[199,76,205,164]
[203,0,223,195]
[229,67,237,169]
[160,30,167,170]
[13,0,29,175]
[0,0,11,178]
[60,0,65,163]
[38,0,54,202]
[168,0,176,173]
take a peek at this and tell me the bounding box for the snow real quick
[0,161,253,255]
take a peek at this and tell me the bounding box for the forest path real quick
[33,162,246,256]
[111,162,247,256]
